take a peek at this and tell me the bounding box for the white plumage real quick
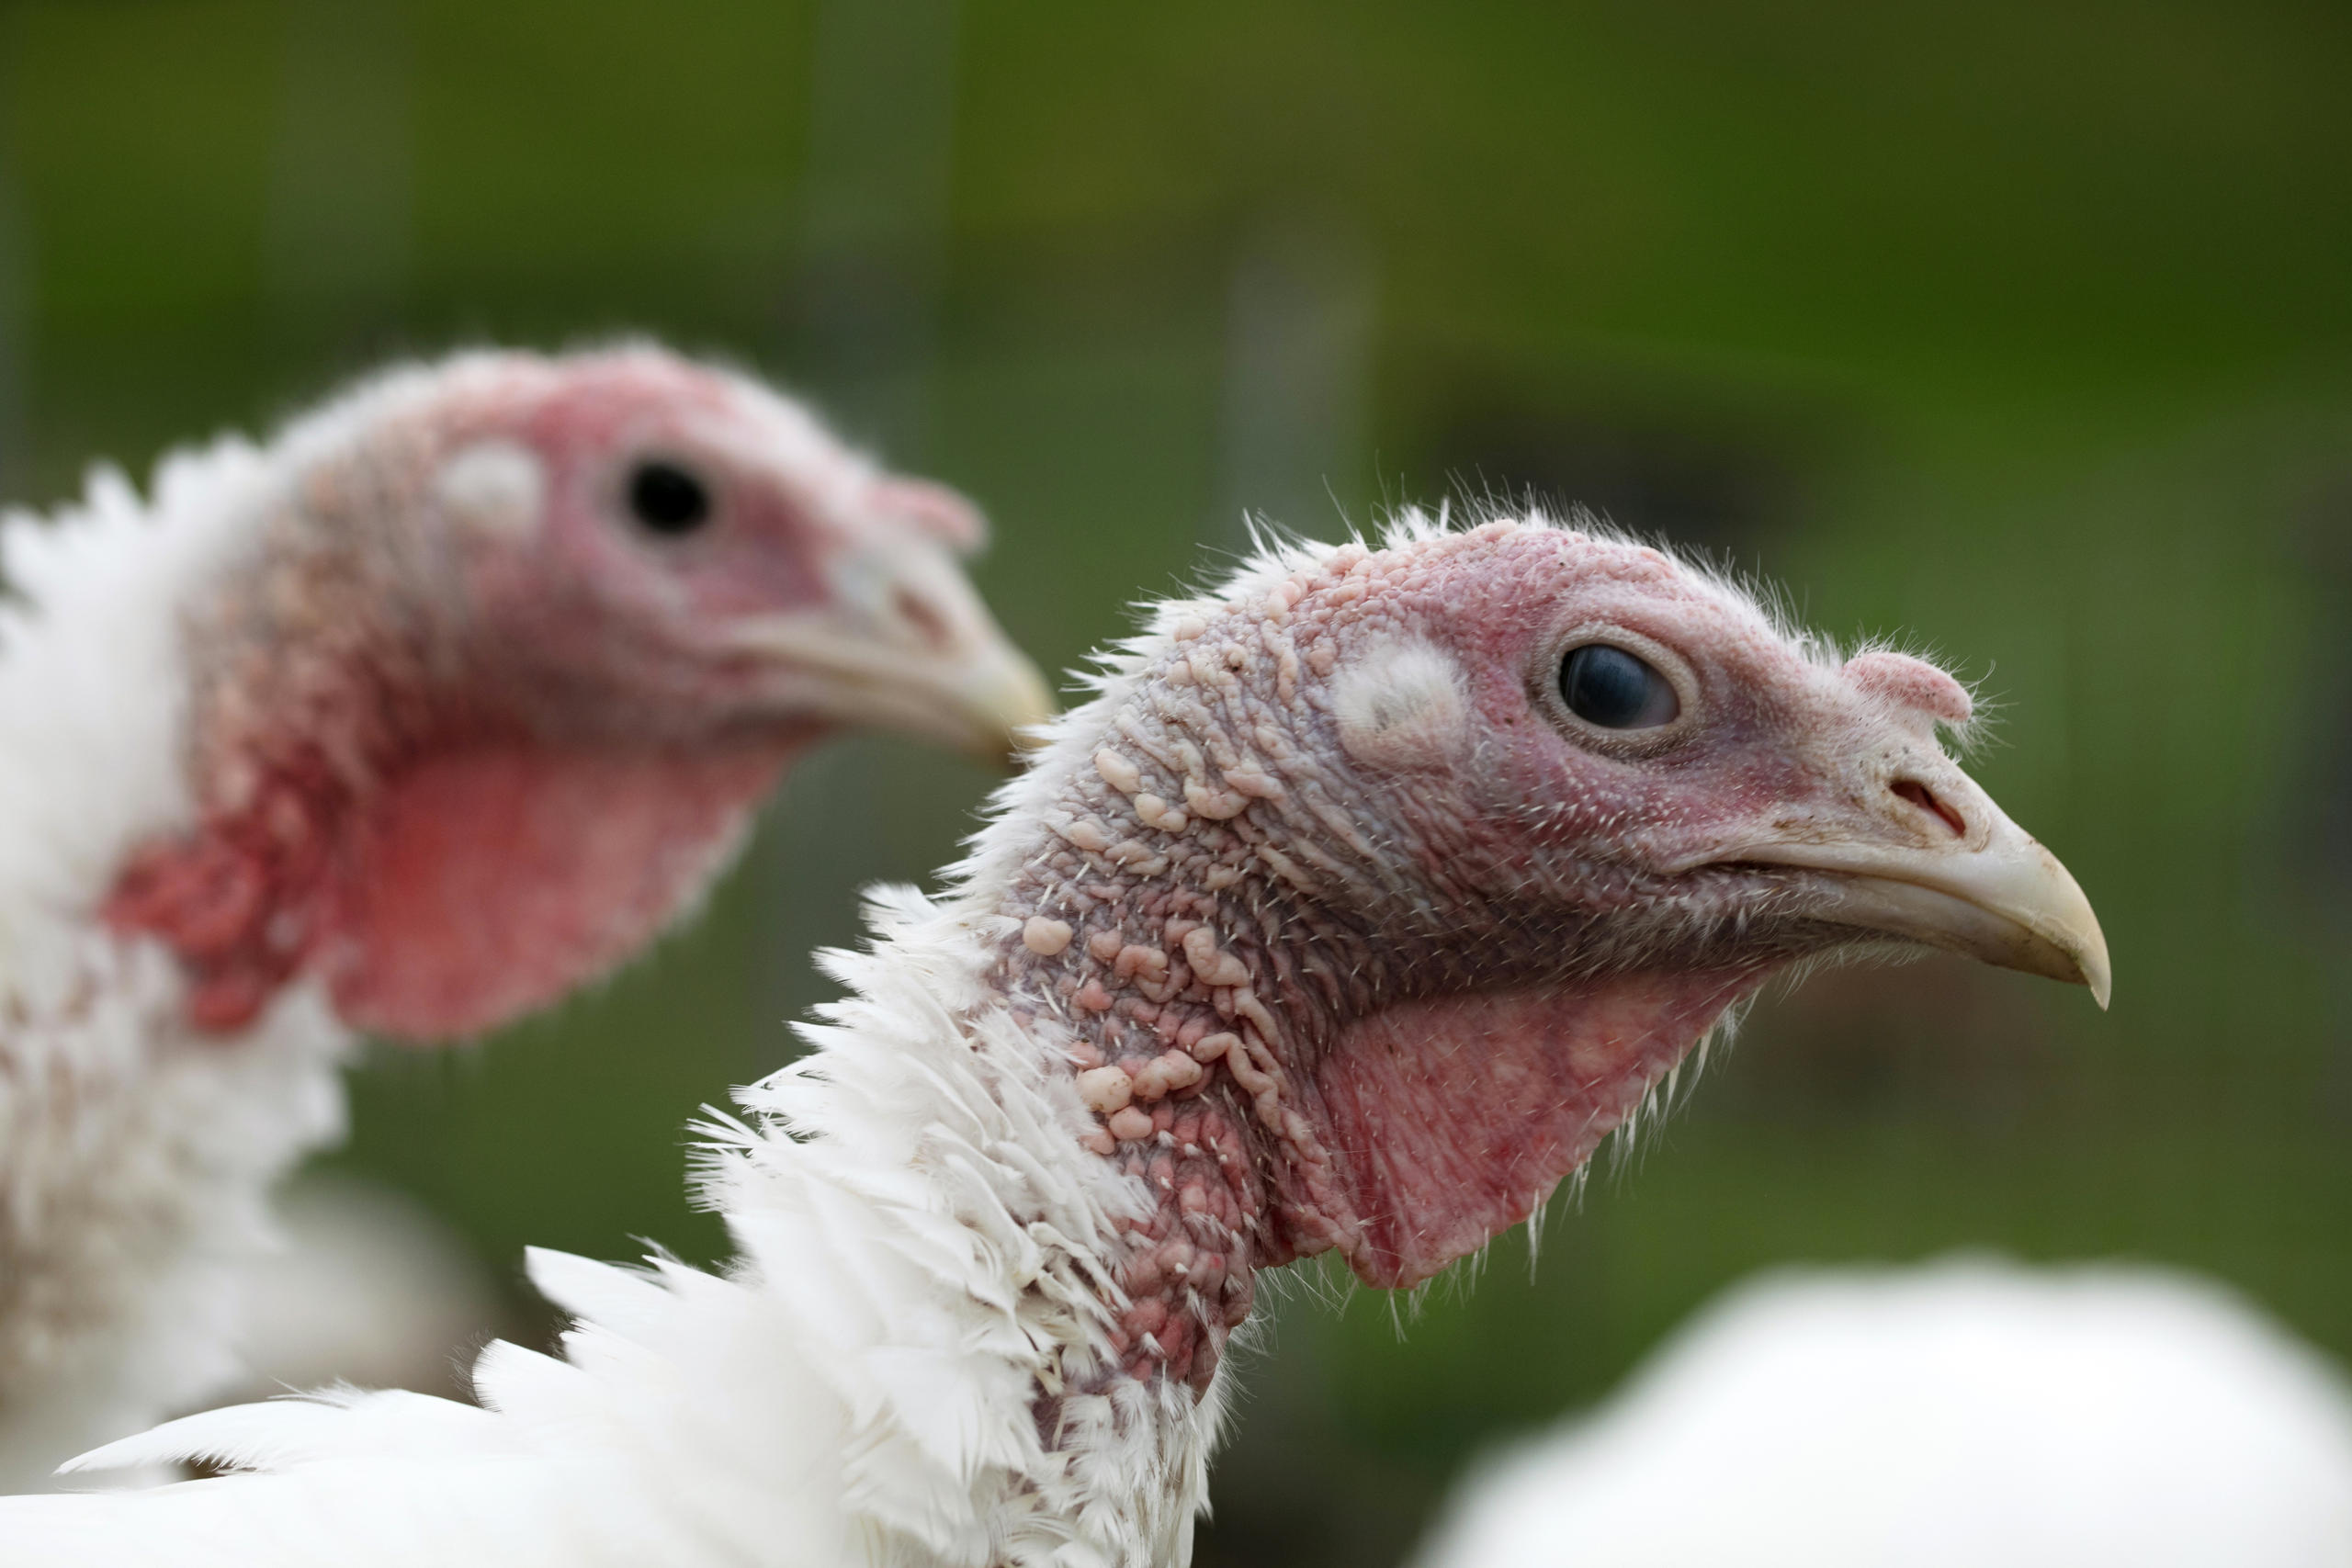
[1410,1258,2352,1568]
[0,513,2106,1564]
[0,446,350,1489]
[223,1175,509,1404]
[0,346,1047,1493]
[12,886,1171,1564]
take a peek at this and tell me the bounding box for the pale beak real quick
[719,544,1056,769]
[1710,768,2111,1009]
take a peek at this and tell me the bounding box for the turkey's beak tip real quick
[1714,788,2109,1006]
[1882,829,2109,1007]
[719,596,1056,770]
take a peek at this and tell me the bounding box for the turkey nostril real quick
[891,586,955,654]
[1892,778,1966,839]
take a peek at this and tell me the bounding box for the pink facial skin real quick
[103,348,1023,1042]
[988,521,2010,1394]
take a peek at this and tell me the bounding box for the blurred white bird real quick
[1410,1257,2352,1568]
[224,1175,512,1406]
[0,344,1050,1489]
[0,517,2103,1563]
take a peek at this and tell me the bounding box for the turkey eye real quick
[626,460,711,535]
[1560,644,1679,729]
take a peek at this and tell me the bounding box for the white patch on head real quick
[433,440,545,538]
[1331,640,1471,772]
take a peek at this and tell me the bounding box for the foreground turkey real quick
[1410,1258,2352,1568]
[0,513,2106,1563]
[0,345,1049,1488]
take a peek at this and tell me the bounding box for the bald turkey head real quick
[993,517,2105,1388]
[105,346,1050,1041]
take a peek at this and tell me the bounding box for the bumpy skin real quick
[0,345,1039,1491]
[994,522,1984,1390]
[0,514,2085,1566]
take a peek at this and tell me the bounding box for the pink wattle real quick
[1310,969,1767,1287]
[106,736,802,1043]
[323,739,798,1041]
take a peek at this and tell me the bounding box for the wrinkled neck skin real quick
[101,471,806,1043]
[985,733,1761,1385]
[922,598,1782,1562]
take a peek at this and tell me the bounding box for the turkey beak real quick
[722,545,1055,769]
[1709,764,2111,1008]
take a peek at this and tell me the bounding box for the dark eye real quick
[627,460,712,536]
[1560,644,1680,729]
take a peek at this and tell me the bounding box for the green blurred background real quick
[4,2,2350,1560]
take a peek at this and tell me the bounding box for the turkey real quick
[0,344,1051,1489]
[1408,1257,2352,1568]
[0,512,2107,1564]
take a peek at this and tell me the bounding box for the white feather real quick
[0,426,347,1489]
[222,1176,507,1404]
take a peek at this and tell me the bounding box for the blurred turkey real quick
[0,344,1050,1488]
[1410,1257,2352,1568]
[0,513,2104,1563]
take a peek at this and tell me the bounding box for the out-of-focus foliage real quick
[3,4,2348,1561]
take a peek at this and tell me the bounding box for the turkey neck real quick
[984,639,1765,1407]
[990,821,1361,1395]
